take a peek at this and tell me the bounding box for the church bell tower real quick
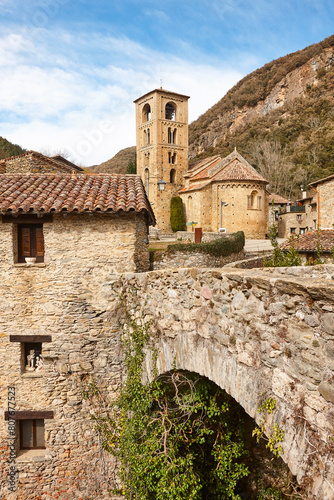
[134,88,189,232]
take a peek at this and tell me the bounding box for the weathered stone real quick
[321,313,334,335]
[325,340,334,358]
[318,381,334,403]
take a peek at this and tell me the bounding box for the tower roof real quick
[134,88,190,103]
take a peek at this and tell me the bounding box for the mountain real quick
[0,137,26,159]
[189,35,334,197]
[92,146,136,174]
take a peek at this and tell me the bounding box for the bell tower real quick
[134,88,189,232]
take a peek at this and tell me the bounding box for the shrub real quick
[170,196,185,232]
[167,231,245,257]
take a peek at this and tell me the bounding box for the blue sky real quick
[0,0,333,165]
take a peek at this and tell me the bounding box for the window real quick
[168,127,176,144]
[165,102,176,120]
[275,211,278,221]
[170,169,176,183]
[297,214,302,221]
[20,419,45,449]
[9,335,51,373]
[168,152,176,164]
[24,342,43,372]
[144,168,149,198]
[18,224,44,263]
[247,190,258,209]
[147,129,151,145]
[300,228,306,234]
[257,196,261,209]
[142,103,151,122]
[290,228,296,234]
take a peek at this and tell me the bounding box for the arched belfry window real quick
[142,103,151,122]
[170,169,176,183]
[165,102,176,121]
[147,129,151,145]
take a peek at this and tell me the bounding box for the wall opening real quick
[170,168,176,184]
[142,103,151,122]
[165,102,176,121]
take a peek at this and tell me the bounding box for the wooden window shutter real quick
[35,227,44,257]
[21,227,31,257]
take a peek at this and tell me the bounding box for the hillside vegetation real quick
[92,146,136,174]
[189,35,334,197]
[0,137,26,159]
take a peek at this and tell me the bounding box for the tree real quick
[249,140,303,198]
[170,196,185,232]
[126,155,137,174]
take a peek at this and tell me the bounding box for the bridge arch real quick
[121,266,334,499]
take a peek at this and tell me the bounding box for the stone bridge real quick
[118,265,334,499]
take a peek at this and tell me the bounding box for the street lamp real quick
[158,179,166,192]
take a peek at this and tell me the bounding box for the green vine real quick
[252,397,285,458]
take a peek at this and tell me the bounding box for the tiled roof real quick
[269,193,289,204]
[179,180,211,193]
[0,173,156,224]
[280,230,334,252]
[0,151,84,173]
[184,150,268,184]
[309,174,334,188]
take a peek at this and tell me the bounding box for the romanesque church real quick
[135,88,268,238]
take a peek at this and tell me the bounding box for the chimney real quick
[302,191,307,199]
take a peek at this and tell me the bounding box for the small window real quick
[300,228,306,235]
[23,342,43,372]
[20,419,45,449]
[275,211,278,221]
[297,214,302,221]
[168,152,176,164]
[168,127,176,144]
[170,169,176,183]
[18,224,44,263]
[257,196,261,209]
[165,102,176,121]
[147,129,151,145]
[142,103,151,122]
[290,228,296,234]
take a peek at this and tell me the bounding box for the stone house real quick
[268,193,289,229]
[277,192,317,238]
[0,172,155,498]
[0,150,84,174]
[280,229,334,264]
[308,173,334,229]
[178,149,269,238]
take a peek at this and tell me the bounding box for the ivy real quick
[252,397,285,459]
[84,282,251,499]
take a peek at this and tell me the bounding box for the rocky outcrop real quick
[189,47,334,158]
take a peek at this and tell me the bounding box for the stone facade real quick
[278,195,317,239]
[134,89,189,233]
[0,211,149,500]
[309,176,334,230]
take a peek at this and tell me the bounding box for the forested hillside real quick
[0,137,25,159]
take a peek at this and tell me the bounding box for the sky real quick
[0,0,333,166]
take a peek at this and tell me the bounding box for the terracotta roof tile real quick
[269,193,289,204]
[0,173,156,225]
[280,230,334,252]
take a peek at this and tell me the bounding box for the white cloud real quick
[0,26,243,166]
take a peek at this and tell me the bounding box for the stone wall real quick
[0,212,148,500]
[319,178,334,229]
[151,249,245,270]
[1,154,64,174]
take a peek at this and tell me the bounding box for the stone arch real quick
[142,103,151,122]
[165,102,176,121]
